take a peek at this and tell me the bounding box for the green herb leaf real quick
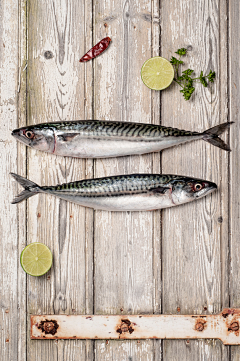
[175,48,187,56]
[182,69,194,76]
[170,56,183,65]
[207,70,216,82]
[199,71,207,87]
[178,76,185,81]
[171,49,216,101]
[180,86,195,101]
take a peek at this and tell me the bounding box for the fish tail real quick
[11,173,41,204]
[202,122,234,151]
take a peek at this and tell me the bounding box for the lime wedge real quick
[141,56,174,90]
[20,243,52,276]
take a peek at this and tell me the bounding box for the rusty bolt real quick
[195,322,204,331]
[121,324,129,333]
[116,319,134,334]
[38,319,59,335]
[5,339,9,343]
[43,322,55,333]
[5,309,9,313]
[177,307,180,312]
[229,322,239,332]
[104,23,108,27]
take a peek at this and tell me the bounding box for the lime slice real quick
[20,243,52,276]
[141,56,174,90]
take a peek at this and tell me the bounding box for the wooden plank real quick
[93,0,161,359]
[31,309,240,345]
[151,0,162,358]
[17,0,28,360]
[0,1,26,361]
[26,0,93,360]
[161,0,229,360]
[2,1,234,360]
[219,0,230,313]
[229,0,240,360]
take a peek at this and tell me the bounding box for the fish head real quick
[170,177,217,205]
[12,126,55,152]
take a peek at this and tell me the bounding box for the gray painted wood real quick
[229,0,240,360]
[93,0,161,359]
[26,0,94,360]
[0,1,26,360]
[161,0,229,359]
[1,0,239,359]
[17,1,28,360]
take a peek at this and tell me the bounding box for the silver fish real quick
[11,120,233,158]
[11,173,217,212]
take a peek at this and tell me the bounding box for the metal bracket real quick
[31,308,240,345]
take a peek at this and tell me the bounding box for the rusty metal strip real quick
[31,308,240,345]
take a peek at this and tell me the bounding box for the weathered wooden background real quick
[1,0,239,360]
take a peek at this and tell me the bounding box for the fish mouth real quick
[11,129,31,146]
[11,129,19,137]
[195,182,217,198]
[11,129,24,140]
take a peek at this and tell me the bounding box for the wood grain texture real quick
[17,1,28,360]
[161,0,229,359]
[2,0,238,359]
[229,0,240,360]
[93,0,161,359]
[26,0,94,360]
[0,1,26,360]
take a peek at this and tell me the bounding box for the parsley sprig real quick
[170,48,216,101]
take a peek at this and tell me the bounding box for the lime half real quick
[141,56,174,90]
[20,243,52,276]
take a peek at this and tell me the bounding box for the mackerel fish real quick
[11,120,233,158]
[11,173,217,211]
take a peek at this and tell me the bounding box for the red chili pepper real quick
[79,37,111,62]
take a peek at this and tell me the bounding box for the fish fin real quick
[57,133,79,142]
[202,122,234,151]
[11,190,36,204]
[10,173,40,204]
[203,137,231,151]
[150,187,170,194]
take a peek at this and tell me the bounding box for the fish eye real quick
[194,183,203,191]
[24,130,34,139]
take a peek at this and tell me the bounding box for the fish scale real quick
[21,120,197,139]
[12,120,233,158]
[43,174,182,197]
[11,173,217,212]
